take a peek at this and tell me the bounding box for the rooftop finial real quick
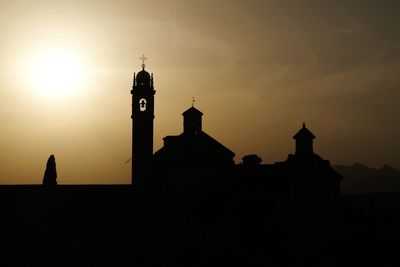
[139,54,148,70]
[302,122,306,128]
[192,96,196,107]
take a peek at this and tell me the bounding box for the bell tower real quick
[293,122,315,156]
[131,55,155,185]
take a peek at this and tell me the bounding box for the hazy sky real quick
[1,0,400,184]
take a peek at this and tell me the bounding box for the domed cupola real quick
[136,68,151,86]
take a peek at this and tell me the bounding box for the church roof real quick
[182,106,203,116]
[154,105,233,167]
[293,122,315,140]
[153,130,235,166]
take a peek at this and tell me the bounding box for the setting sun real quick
[28,49,86,98]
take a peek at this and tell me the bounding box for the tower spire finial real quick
[302,122,306,128]
[139,54,148,70]
[192,96,196,107]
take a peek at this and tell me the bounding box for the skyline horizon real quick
[0,61,397,184]
[1,1,399,183]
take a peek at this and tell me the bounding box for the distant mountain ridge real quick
[333,163,400,193]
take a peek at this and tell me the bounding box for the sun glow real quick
[27,49,87,98]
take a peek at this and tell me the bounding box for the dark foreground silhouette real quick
[0,120,393,267]
[0,184,399,266]
[1,63,398,266]
[1,121,398,266]
[42,155,57,186]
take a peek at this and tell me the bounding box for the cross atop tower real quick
[192,96,196,107]
[139,54,148,69]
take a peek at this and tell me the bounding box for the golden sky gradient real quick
[1,0,400,184]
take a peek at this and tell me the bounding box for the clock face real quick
[139,98,147,111]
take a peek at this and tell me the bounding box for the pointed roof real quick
[293,122,315,140]
[182,106,203,116]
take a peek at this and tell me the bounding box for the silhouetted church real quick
[0,60,355,267]
[129,62,343,265]
[130,61,341,192]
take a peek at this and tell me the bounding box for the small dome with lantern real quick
[135,54,152,86]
